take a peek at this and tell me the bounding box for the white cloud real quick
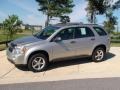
[69,2,87,23]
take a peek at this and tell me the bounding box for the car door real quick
[51,27,77,60]
[74,27,95,56]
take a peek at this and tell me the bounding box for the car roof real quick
[54,22,101,28]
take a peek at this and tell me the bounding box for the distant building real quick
[30,25,42,31]
[20,24,26,30]
[20,24,42,31]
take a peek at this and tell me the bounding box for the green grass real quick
[0,44,6,51]
[0,30,39,42]
[0,33,32,51]
[0,34,31,50]
[13,34,31,39]
[0,34,7,41]
[0,29,40,50]
[111,43,120,47]
[0,34,31,42]
[0,29,40,42]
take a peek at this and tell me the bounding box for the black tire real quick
[92,47,105,62]
[28,53,48,72]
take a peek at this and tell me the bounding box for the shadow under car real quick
[16,52,115,72]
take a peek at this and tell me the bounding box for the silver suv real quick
[7,23,110,72]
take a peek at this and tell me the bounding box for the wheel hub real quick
[95,50,104,61]
[32,57,45,70]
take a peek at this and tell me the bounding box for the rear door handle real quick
[70,41,76,44]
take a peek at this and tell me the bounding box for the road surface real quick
[0,77,120,90]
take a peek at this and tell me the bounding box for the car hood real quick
[10,36,44,46]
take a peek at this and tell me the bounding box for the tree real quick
[3,15,22,41]
[86,0,105,23]
[86,0,120,34]
[112,0,120,10]
[104,12,117,34]
[86,0,96,23]
[60,16,70,24]
[86,0,113,23]
[36,0,74,26]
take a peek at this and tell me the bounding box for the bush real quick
[112,32,120,35]
[111,39,120,43]
[111,35,120,39]
[17,29,23,33]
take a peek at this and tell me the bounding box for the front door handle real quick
[91,38,95,41]
[70,41,76,44]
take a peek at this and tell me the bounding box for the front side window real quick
[75,27,94,38]
[93,27,107,36]
[34,26,60,40]
[56,28,75,40]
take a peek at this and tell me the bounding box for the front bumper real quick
[6,48,26,65]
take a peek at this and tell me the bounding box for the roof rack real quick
[55,22,99,27]
[84,23,98,25]
[55,22,83,26]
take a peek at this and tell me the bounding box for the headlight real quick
[13,47,22,54]
[13,46,28,54]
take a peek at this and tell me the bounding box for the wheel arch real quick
[93,44,106,53]
[26,50,49,64]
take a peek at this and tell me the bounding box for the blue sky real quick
[0,0,120,27]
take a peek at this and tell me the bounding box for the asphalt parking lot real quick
[0,47,120,84]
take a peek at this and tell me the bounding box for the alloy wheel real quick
[32,57,45,71]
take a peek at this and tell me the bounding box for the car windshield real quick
[34,26,60,40]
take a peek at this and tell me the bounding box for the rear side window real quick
[75,27,94,38]
[93,27,107,36]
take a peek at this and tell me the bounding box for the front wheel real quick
[28,53,48,72]
[92,47,105,62]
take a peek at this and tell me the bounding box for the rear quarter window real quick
[93,27,107,36]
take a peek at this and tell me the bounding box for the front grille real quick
[9,47,13,52]
[11,43,16,47]
[8,43,16,52]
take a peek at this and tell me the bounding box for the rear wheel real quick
[28,53,48,72]
[92,47,105,62]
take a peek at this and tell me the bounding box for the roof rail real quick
[55,22,99,27]
[55,22,84,26]
[84,23,98,25]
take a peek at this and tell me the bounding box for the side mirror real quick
[54,37,62,42]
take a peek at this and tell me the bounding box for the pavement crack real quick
[43,71,46,76]
[78,64,79,73]
[0,66,16,79]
